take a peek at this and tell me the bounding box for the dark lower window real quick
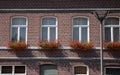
[1,66,12,74]
[15,66,25,73]
[105,67,120,75]
[40,64,58,75]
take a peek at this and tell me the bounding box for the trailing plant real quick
[37,40,60,49]
[7,41,27,50]
[104,42,120,49]
[69,40,93,50]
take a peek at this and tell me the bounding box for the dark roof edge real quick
[0,8,120,11]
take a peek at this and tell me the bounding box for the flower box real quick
[7,41,27,50]
[37,40,60,49]
[104,42,120,50]
[69,41,93,51]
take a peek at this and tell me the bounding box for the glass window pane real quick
[49,18,56,25]
[81,27,87,42]
[12,18,26,25]
[106,68,120,75]
[105,27,111,42]
[40,65,58,75]
[15,66,25,73]
[42,27,48,40]
[73,27,79,41]
[113,28,119,41]
[50,27,56,41]
[74,66,87,74]
[42,18,49,25]
[42,18,56,25]
[20,27,26,41]
[73,18,87,25]
[1,66,12,74]
[105,17,119,25]
[11,27,18,41]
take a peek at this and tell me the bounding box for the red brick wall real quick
[0,12,101,47]
[0,12,120,75]
[0,60,100,75]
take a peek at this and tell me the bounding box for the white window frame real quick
[73,65,89,75]
[104,16,120,42]
[0,65,26,75]
[72,16,89,42]
[40,16,58,41]
[104,66,120,75]
[10,16,28,42]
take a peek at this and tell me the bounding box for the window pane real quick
[1,66,12,74]
[74,66,87,74]
[113,28,119,41]
[50,27,56,41]
[105,27,111,42]
[73,27,79,41]
[49,18,56,25]
[42,18,49,25]
[15,66,25,73]
[105,17,119,25]
[73,18,87,25]
[106,68,120,75]
[42,27,48,40]
[20,27,26,41]
[42,18,56,25]
[12,18,26,25]
[81,27,87,42]
[40,65,58,75]
[11,27,18,41]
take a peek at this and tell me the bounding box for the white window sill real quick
[0,46,103,50]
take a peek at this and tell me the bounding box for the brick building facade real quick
[0,0,120,75]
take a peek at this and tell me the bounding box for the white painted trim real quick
[0,57,100,60]
[72,16,89,42]
[0,65,26,75]
[0,8,120,11]
[0,57,120,60]
[0,46,103,50]
[104,66,120,75]
[40,16,58,41]
[10,16,28,43]
[104,17,120,42]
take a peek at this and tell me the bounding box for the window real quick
[41,17,57,41]
[74,66,88,75]
[104,17,120,42]
[40,64,58,75]
[72,17,89,42]
[11,17,27,41]
[105,67,120,75]
[0,65,26,75]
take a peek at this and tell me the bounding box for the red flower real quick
[7,41,27,50]
[69,40,93,50]
[37,40,60,49]
[104,42,120,49]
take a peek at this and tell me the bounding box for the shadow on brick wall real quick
[9,49,35,57]
[105,49,120,58]
[71,49,99,58]
[39,49,66,57]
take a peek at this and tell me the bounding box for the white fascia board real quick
[0,8,120,11]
